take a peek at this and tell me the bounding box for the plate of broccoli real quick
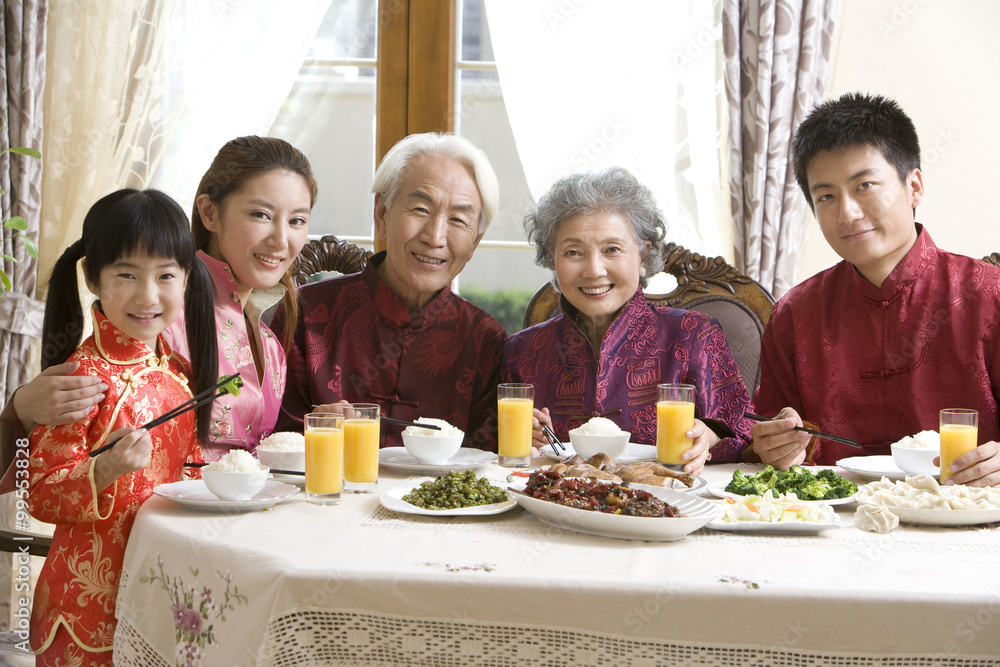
[709,466,857,506]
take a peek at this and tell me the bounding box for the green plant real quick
[460,287,536,334]
[0,108,41,295]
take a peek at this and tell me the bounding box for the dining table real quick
[112,457,1000,666]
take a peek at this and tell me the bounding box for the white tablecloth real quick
[113,462,1000,666]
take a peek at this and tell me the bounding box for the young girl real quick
[27,189,219,666]
[5,136,317,465]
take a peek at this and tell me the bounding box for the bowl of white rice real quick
[202,449,269,500]
[568,417,630,459]
[890,430,940,475]
[401,418,464,465]
[256,432,306,472]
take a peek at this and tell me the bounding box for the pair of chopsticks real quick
[309,406,442,431]
[743,412,860,448]
[541,423,565,454]
[89,374,243,458]
[183,461,304,476]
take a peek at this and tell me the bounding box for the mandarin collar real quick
[559,287,647,345]
[197,250,285,319]
[91,307,172,366]
[851,223,934,301]
[363,251,452,329]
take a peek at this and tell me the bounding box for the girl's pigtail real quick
[41,239,87,369]
[184,255,219,443]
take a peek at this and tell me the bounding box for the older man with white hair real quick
[274,133,505,450]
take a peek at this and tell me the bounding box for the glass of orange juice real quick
[498,383,533,468]
[656,384,696,465]
[305,412,344,505]
[940,408,978,483]
[343,403,380,494]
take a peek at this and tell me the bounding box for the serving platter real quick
[706,481,855,507]
[706,501,842,534]
[507,479,720,541]
[380,478,517,516]
[852,499,1000,526]
[540,441,657,463]
[378,447,498,475]
[152,480,298,512]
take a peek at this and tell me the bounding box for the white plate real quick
[707,481,856,506]
[837,455,938,482]
[270,472,305,487]
[853,498,1000,526]
[152,480,298,512]
[507,479,720,541]
[854,499,1000,526]
[706,502,843,534]
[380,478,517,516]
[540,441,657,464]
[378,447,498,475]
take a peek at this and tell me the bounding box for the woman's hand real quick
[680,418,720,476]
[531,407,552,454]
[13,361,107,431]
[93,427,152,491]
[937,441,1000,487]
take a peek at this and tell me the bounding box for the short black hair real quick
[793,92,920,210]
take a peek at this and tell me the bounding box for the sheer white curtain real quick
[39,0,331,289]
[483,0,731,263]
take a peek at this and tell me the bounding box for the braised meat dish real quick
[520,469,681,517]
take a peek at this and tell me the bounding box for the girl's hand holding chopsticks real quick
[92,427,152,490]
[89,374,242,459]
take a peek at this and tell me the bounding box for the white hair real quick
[372,132,500,234]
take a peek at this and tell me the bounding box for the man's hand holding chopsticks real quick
[750,407,811,469]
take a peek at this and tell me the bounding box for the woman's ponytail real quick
[184,255,219,443]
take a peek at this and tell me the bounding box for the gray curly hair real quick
[524,167,666,289]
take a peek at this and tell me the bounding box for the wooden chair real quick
[0,527,51,557]
[291,235,374,286]
[522,242,775,392]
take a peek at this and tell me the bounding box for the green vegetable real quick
[221,374,243,397]
[724,465,856,500]
[402,470,509,510]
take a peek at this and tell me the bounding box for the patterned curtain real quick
[724,0,838,298]
[0,0,46,405]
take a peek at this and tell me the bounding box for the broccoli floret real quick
[815,468,838,483]
[796,479,832,500]
[725,469,755,495]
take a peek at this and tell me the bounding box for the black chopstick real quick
[183,462,304,476]
[378,416,442,430]
[743,412,861,448]
[89,374,241,458]
[541,423,565,454]
[308,405,442,431]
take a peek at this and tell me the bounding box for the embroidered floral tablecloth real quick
[113,463,1000,666]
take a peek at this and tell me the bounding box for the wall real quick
[794,0,1000,284]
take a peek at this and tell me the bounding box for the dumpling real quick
[905,475,943,495]
[855,504,899,533]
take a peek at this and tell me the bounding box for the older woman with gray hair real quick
[502,167,752,473]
